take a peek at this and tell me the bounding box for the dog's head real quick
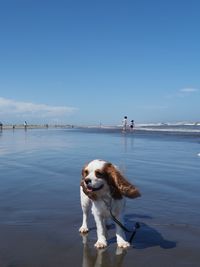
[81,159,141,200]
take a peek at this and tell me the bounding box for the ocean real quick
[137,123,200,134]
[0,127,200,266]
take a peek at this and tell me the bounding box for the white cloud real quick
[0,97,78,123]
[177,88,199,98]
[179,88,199,93]
[139,105,168,110]
[165,88,199,99]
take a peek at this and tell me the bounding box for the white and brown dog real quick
[79,159,141,249]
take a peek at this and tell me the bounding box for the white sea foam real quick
[137,121,200,127]
[136,127,200,133]
[135,122,200,134]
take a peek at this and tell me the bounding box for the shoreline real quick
[0,124,200,135]
[0,124,74,130]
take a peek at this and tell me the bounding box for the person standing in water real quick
[122,116,128,132]
[130,120,135,131]
[24,121,27,130]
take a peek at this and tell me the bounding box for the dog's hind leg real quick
[79,187,91,234]
[115,215,130,248]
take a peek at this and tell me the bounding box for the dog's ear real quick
[105,163,141,199]
[81,163,89,179]
[80,163,97,200]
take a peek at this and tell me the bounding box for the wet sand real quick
[0,220,200,266]
[0,128,200,266]
[0,213,200,266]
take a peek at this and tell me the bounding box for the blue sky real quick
[0,0,200,125]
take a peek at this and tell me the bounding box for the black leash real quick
[103,199,140,243]
[109,208,140,243]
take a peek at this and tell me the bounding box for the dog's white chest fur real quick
[92,200,110,218]
[91,197,125,219]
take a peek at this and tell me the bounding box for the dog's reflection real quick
[81,234,127,267]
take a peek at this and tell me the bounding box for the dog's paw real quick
[94,241,107,249]
[117,241,130,249]
[79,226,89,234]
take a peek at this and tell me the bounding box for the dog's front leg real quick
[93,213,107,249]
[79,187,91,234]
[115,215,130,248]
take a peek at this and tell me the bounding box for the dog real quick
[79,159,141,249]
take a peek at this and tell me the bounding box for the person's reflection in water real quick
[81,234,127,267]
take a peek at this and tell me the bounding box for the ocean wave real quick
[136,123,200,134]
[136,127,200,133]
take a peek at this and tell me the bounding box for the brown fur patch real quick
[81,163,89,178]
[103,163,141,199]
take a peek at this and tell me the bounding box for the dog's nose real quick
[85,178,92,185]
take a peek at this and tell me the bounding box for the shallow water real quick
[0,128,200,266]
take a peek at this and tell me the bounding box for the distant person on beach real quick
[0,122,3,130]
[24,121,27,129]
[122,116,128,132]
[130,120,135,131]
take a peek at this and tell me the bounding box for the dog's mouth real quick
[84,183,104,192]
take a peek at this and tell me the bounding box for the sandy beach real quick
[0,128,200,266]
[0,124,74,130]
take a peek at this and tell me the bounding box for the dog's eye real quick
[95,171,104,178]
